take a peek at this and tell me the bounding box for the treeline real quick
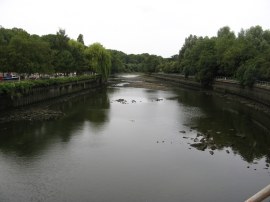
[1,25,270,87]
[109,50,162,73]
[0,26,163,79]
[161,26,270,87]
[0,27,111,80]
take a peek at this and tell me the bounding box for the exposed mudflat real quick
[0,107,65,123]
[109,74,171,91]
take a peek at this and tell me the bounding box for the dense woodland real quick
[0,25,270,87]
[176,26,270,87]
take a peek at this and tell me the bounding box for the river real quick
[0,74,270,202]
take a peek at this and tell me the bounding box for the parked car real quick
[3,75,19,81]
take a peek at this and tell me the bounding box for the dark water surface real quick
[1,74,270,202]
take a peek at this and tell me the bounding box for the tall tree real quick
[68,39,87,73]
[216,26,236,76]
[77,34,84,45]
[85,43,111,80]
[7,35,52,74]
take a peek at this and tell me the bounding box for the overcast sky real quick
[0,0,269,57]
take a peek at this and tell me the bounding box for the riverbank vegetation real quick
[0,75,97,96]
[101,26,270,88]
[165,26,270,87]
[0,28,110,80]
[0,25,269,87]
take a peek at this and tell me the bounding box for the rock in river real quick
[210,145,217,150]
[190,143,207,151]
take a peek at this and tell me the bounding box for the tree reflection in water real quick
[0,88,111,157]
[176,88,270,165]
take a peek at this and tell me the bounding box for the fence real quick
[215,77,270,87]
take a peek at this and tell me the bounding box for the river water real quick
[0,74,270,202]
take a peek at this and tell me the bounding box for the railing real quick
[215,76,235,81]
[154,74,270,88]
[255,80,270,87]
[245,184,270,202]
[215,77,270,87]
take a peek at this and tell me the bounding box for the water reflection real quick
[174,88,270,164]
[0,75,270,201]
[0,88,111,157]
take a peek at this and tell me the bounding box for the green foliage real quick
[77,34,84,45]
[68,39,87,73]
[0,75,97,96]
[159,55,179,73]
[142,54,162,73]
[195,38,217,87]
[108,50,125,73]
[1,25,269,89]
[54,50,74,74]
[178,25,270,87]
[0,26,164,76]
[8,35,52,74]
[236,60,259,87]
[85,43,111,80]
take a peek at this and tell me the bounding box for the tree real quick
[216,26,236,76]
[109,50,125,73]
[178,35,202,77]
[68,39,87,73]
[77,34,84,45]
[85,43,111,80]
[195,38,217,87]
[54,50,74,74]
[179,35,199,75]
[237,61,258,87]
[7,35,52,74]
[142,54,161,73]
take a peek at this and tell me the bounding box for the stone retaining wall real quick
[149,74,201,89]
[0,76,102,111]
[150,73,270,107]
[213,80,270,107]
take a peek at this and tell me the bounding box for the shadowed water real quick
[0,74,270,202]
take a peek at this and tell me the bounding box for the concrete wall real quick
[0,76,102,111]
[150,74,201,90]
[213,80,270,107]
[151,73,270,107]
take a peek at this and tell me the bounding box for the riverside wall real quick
[0,76,103,111]
[150,73,270,107]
